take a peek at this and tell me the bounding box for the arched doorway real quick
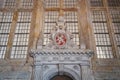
[50,75,73,80]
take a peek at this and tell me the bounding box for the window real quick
[110,10,120,56]
[21,0,33,9]
[44,11,59,45]
[90,0,103,7]
[11,12,32,59]
[43,0,79,46]
[45,0,59,8]
[0,12,13,59]
[92,10,113,58]
[0,0,33,59]
[90,0,120,58]
[107,0,120,7]
[64,11,79,45]
[4,0,16,8]
[63,0,77,8]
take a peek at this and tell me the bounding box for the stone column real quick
[81,65,94,80]
[77,0,91,49]
[33,0,44,49]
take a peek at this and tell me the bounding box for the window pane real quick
[93,23,108,33]
[45,0,59,8]
[92,10,113,58]
[96,47,113,58]
[45,11,59,22]
[63,0,77,8]
[95,34,111,45]
[110,10,120,55]
[21,0,33,9]
[4,0,16,8]
[64,11,79,45]
[44,11,58,45]
[107,0,120,7]
[11,12,32,59]
[90,0,103,7]
[0,12,13,59]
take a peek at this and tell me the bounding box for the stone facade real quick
[30,49,94,80]
[30,16,94,80]
[0,0,120,80]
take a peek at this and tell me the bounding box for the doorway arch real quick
[50,75,73,80]
[43,68,80,80]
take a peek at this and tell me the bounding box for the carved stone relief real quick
[30,16,94,80]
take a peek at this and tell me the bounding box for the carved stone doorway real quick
[50,75,73,80]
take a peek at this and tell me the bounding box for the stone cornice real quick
[30,49,94,58]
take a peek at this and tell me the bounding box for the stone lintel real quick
[30,49,93,57]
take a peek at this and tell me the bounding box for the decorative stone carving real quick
[30,16,94,80]
[30,48,94,80]
[37,16,78,49]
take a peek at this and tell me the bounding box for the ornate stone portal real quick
[30,16,94,80]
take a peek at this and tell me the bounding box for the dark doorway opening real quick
[50,75,73,80]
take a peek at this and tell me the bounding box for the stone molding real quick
[30,49,94,80]
[30,16,94,80]
[30,49,93,57]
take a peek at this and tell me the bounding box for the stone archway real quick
[50,75,73,80]
[43,67,80,80]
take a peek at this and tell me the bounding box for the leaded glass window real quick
[110,10,120,56]
[45,0,59,8]
[64,11,79,45]
[11,12,31,59]
[4,0,16,8]
[90,0,120,58]
[92,10,113,58]
[0,12,13,59]
[63,0,77,8]
[90,0,103,7]
[44,11,59,45]
[21,0,33,9]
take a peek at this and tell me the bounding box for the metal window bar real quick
[64,11,79,46]
[4,0,16,8]
[92,10,113,58]
[110,10,120,55]
[90,0,103,7]
[11,12,31,59]
[0,12,13,59]
[21,0,33,9]
[43,11,59,45]
[107,0,120,7]
[45,0,59,8]
[63,0,77,8]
